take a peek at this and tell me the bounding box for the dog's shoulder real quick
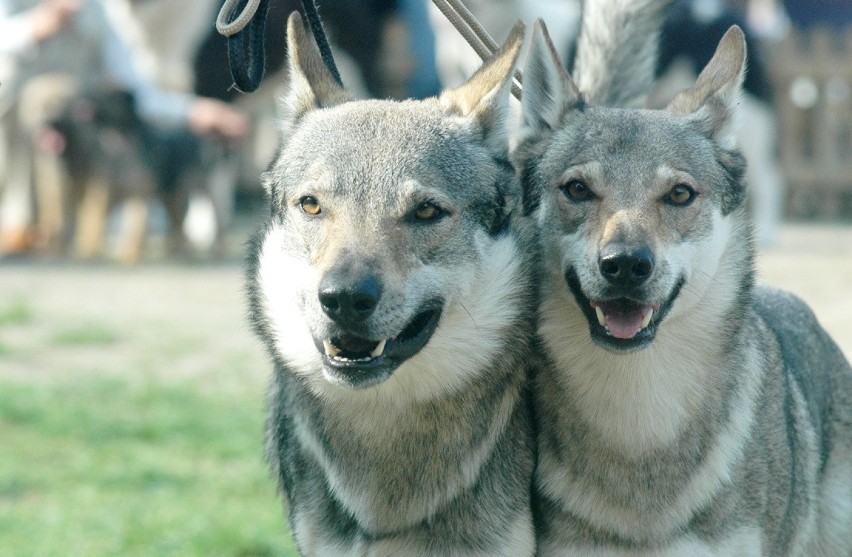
[753,285,852,468]
[753,285,848,377]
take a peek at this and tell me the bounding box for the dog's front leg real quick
[74,176,109,260]
[117,196,148,265]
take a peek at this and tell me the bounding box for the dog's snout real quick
[598,244,655,286]
[319,273,382,326]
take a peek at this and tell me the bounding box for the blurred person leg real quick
[0,109,33,255]
[16,73,79,253]
[400,0,441,98]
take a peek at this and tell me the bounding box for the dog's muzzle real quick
[313,299,444,389]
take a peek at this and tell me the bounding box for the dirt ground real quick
[1,222,851,381]
[756,223,852,359]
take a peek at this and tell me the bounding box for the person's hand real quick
[30,0,82,43]
[188,97,250,140]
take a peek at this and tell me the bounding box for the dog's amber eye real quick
[300,196,321,215]
[414,202,443,221]
[561,179,594,202]
[664,184,697,207]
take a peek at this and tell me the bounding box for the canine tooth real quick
[323,340,340,357]
[641,309,653,329]
[594,306,606,327]
[371,340,387,358]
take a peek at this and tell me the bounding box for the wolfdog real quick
[514,12,852,557]
[245,13,537,556]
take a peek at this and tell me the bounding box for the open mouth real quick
[565,269,684,352]
[591,298,658,340]
[314,303,443,389]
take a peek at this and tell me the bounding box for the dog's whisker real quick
[459,302,478,330]
[698,270,725,286]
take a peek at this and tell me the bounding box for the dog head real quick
[515,22,749,353]
[251,13,526,394]
[44,86,144,165]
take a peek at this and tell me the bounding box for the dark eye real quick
[413,201,445,222]
[299,196,321,215]
[663,184,697,207]
[560,179,594,202]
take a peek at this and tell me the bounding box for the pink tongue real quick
[605,310,645,339]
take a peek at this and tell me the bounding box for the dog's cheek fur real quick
[663,209,734,324]
[513,134,554,217]
[715,146,748,215]
[248,223,323,378]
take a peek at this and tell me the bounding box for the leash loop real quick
[216,0,262,37]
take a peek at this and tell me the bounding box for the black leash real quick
[301,1,343,86]
[216,0,342,93]
[217,0,519,97]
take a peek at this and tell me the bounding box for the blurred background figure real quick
[650,0,785,248]
[0,0,248,260]
[761,0,852,221]
[652,0,852,244]
[0,0,848,262]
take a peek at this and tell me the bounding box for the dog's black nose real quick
[598,245,655,286]
[319,274,382,325]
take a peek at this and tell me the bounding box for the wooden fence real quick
[770,27,852,218]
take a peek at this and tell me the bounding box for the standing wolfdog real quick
[246,13,538,556]
[514,11,852,557]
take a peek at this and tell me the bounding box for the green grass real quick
[0,299,32,326]
[0,376,299,556]
[51,324,120,346]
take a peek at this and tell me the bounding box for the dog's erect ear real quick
[667,26,746,147]
[520,19,583,137]
[279,12,352,131]
[439,21,525,151]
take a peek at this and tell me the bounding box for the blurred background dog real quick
[39,85,230,263]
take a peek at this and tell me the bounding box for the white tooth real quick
[594,306,606,327]
[323,340,340,357]
[641,309,653,329]
[371,339,387,358]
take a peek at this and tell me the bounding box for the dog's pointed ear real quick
[520,19,583,137]
[667,25,746,146]
[279,12,352,130]
[439,21,525,151]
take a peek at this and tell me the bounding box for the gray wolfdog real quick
[513,9,852,557]
[245,13,538,556]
